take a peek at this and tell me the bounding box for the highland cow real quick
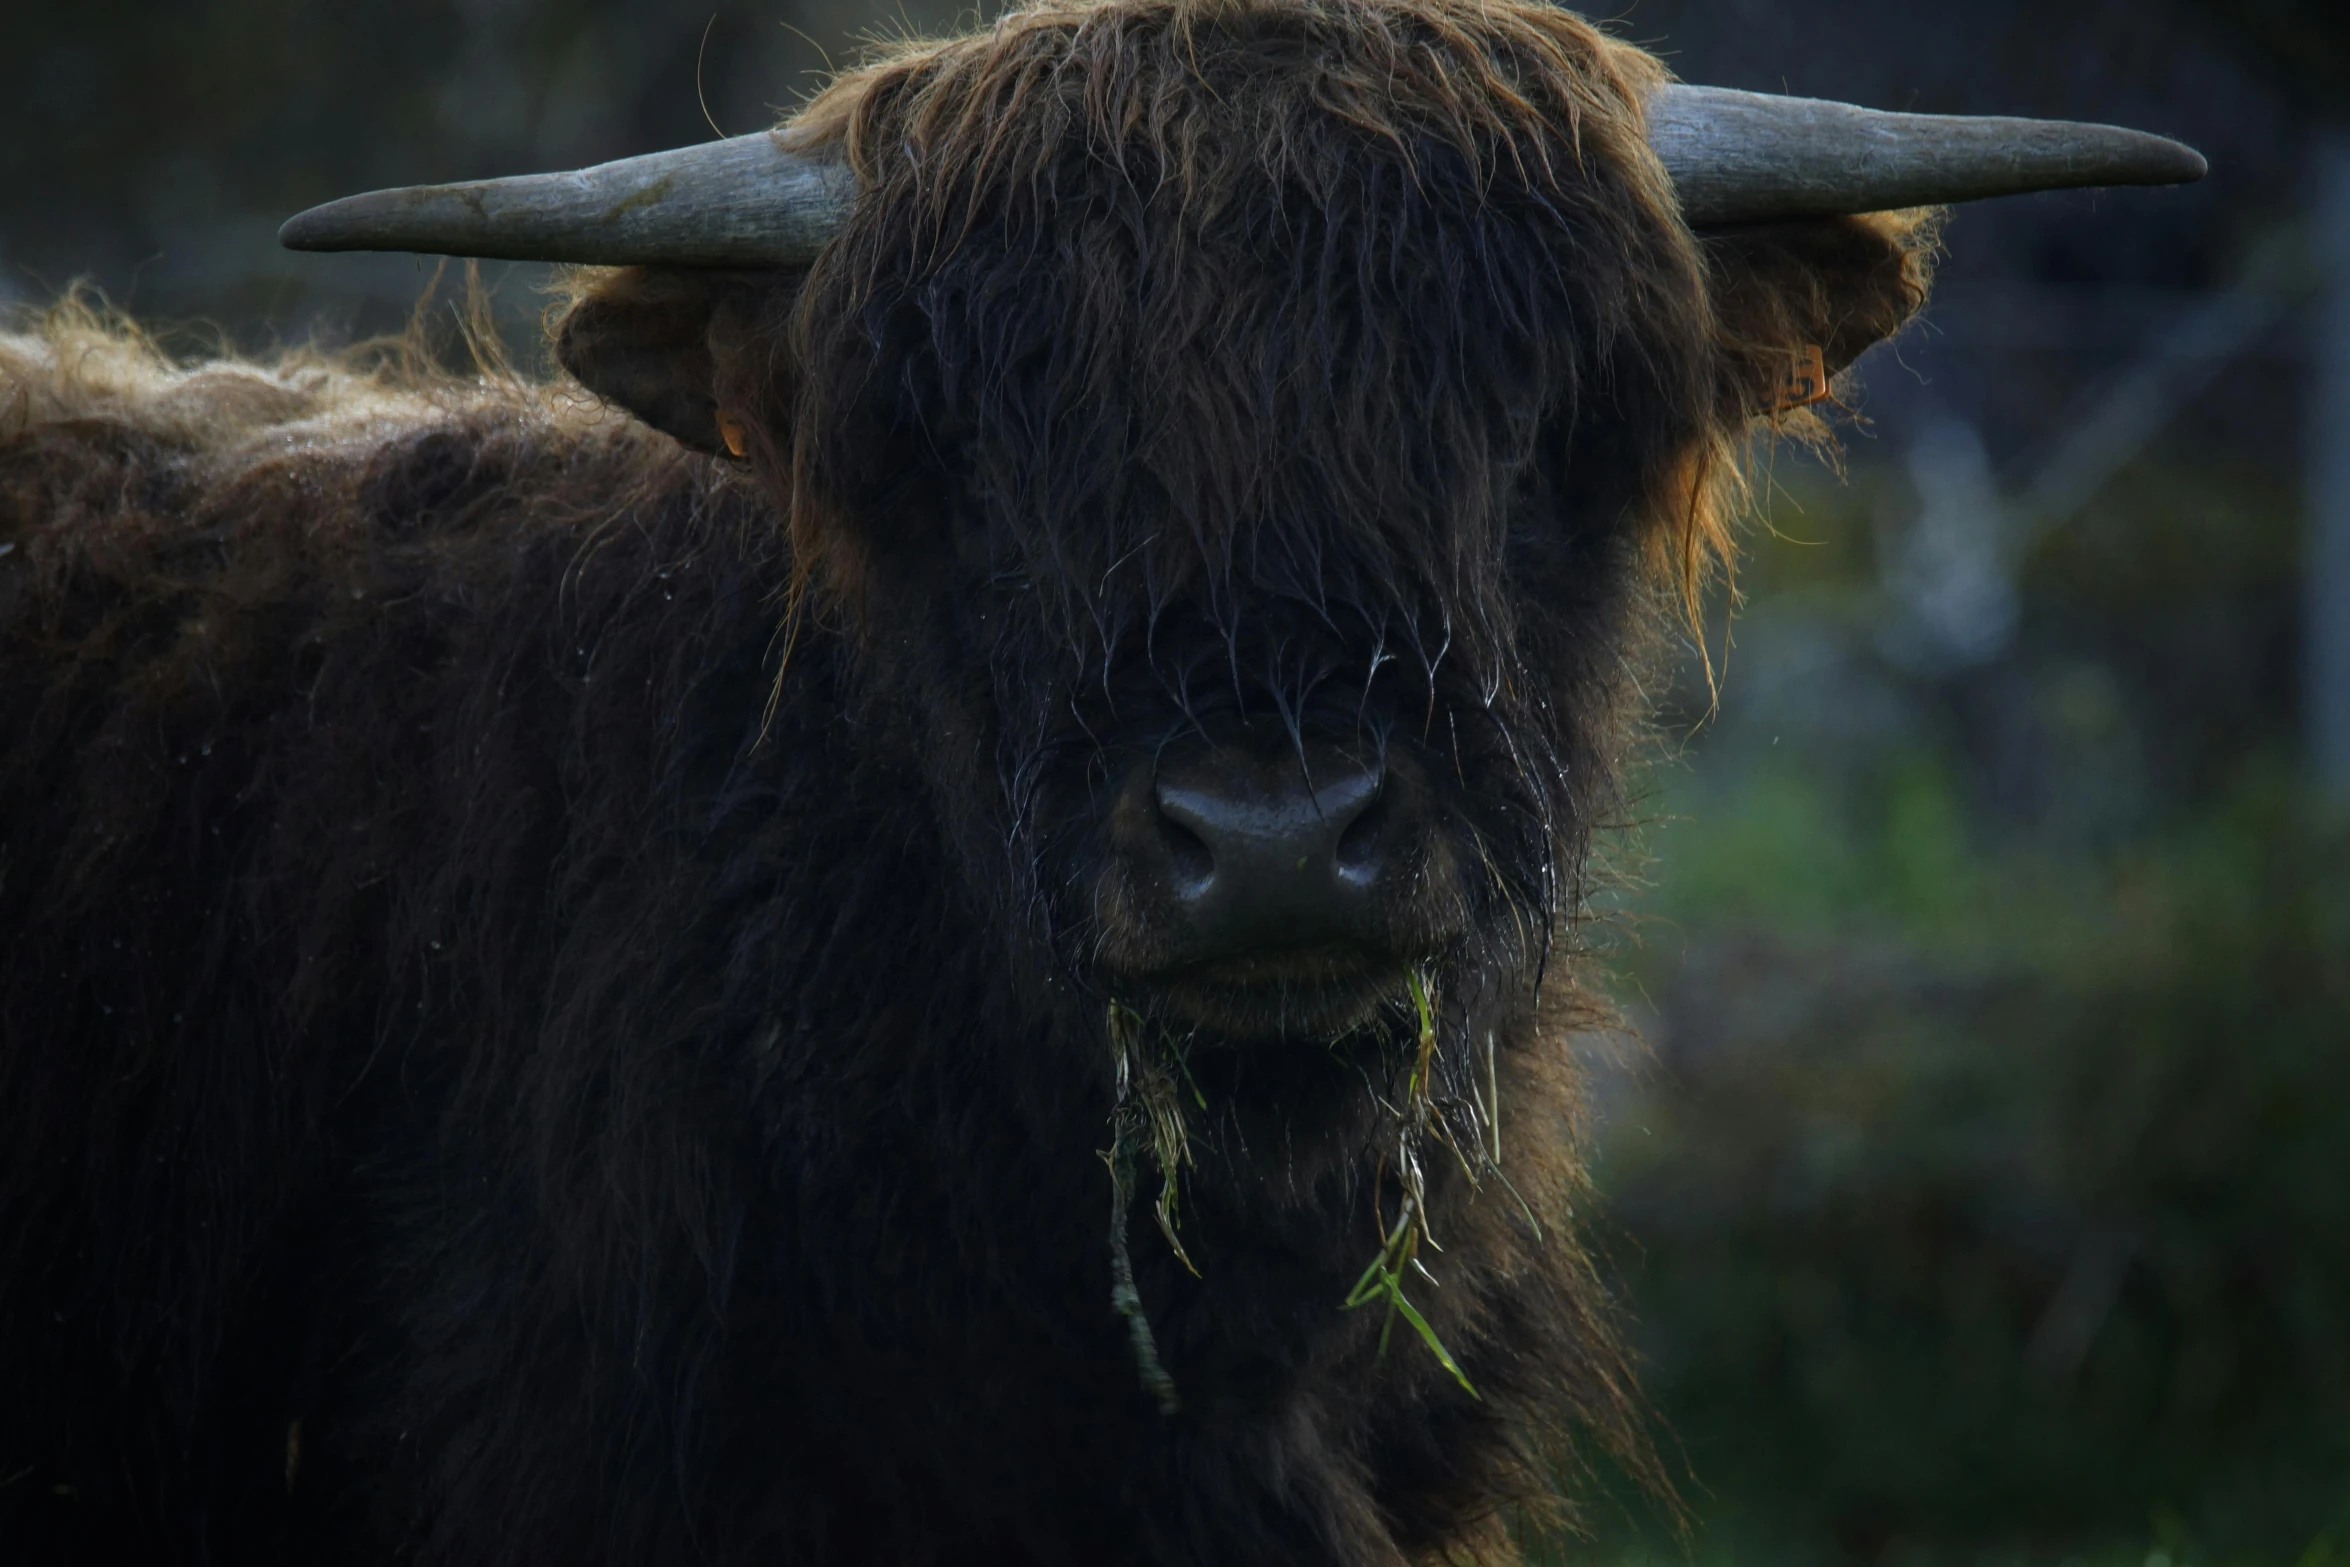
[0,1,2199,1562]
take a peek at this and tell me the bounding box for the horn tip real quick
[279,198,363,253]
[2106,126,2209,188]
[2161,140,2211,186]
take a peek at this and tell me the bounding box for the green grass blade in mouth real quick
[1335,968,1482,1397]
[1342,1255,1480,1399]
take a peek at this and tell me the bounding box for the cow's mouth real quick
[1120,946,1413,1041]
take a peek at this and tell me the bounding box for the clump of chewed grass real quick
[1103,1000,1195,1414]
[1104,970,1521,1409]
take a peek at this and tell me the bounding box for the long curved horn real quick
[277,128,856,267]
[1653,85,2205,227]
[278,88,2204,267]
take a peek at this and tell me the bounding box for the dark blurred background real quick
[4,1,2345,1562]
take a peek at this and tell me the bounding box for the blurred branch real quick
[2310,134,2350,800]
[2010,228,2307,540]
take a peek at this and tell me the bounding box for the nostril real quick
[1158,810,1215,896]
[1332,790,1386,887]
[1152,781,1228,896]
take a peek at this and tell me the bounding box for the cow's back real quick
[0,310,788,1554]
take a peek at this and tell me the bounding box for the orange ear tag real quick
[715,411,749,459]
[1773,344,1831,412]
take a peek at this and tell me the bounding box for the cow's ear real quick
[553,267,783,458]
[1701,211,1938,421]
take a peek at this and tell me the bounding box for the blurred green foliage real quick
[1570,454,2349,1563]
[1596,756,2349,1562]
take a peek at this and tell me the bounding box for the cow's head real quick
[751,0,1796,1054]
[283,0,2199,1069]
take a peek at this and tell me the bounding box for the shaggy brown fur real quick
[0,1,1932,1562]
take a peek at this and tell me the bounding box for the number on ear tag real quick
[1773,344,1831,412]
